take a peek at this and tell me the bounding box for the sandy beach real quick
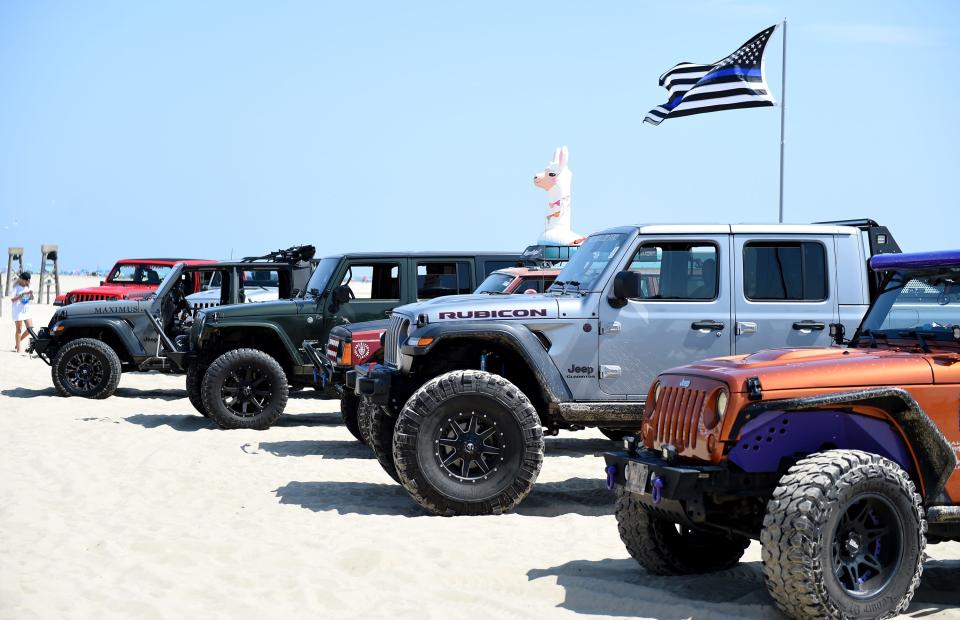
[1,283,958,619]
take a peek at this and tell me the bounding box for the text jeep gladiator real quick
[352,220,901,515]
[604,249,960,619]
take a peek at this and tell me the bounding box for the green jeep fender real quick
[198,319,305,369]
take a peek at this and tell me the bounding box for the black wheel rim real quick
[831,493,904,598]
[64,352,105,392]
[220,365,273,417]
[433,410,505,483]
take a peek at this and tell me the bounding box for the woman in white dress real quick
[12,272,34,353]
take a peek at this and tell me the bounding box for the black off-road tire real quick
[201,348,289,430]
[761,450,925,620]
[340,392,363,442]
[51,338,122,399]
[393,370,544,516]
[368,397,400,483]
[357,395,377,447]
[185,365,209,417]
[615,490,749,574]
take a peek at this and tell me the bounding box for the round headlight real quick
[68,294,77,303]
[716,390,729,419]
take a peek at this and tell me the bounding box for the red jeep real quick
[56,258,214,306]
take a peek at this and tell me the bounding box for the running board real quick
[552,401,645,424]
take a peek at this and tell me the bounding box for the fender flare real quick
[201,320,302,365]
[401,320,572,405]
[52,317,145,357]
[739,387,956,503]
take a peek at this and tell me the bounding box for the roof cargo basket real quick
[519,244,581,267]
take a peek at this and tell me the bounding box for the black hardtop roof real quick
[321,251,522,261]
[187,261,298,270]
[118,258,206,263]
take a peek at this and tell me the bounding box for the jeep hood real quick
[65,283,153,298]
[672,347,934,393]
[204,298,301,317]
[395,294,562,322]
[56,299,150,317]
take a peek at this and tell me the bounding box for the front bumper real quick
[27,326,53,364]
[353,363,394,405]
[302,339,348,393]
[603,448,776,526]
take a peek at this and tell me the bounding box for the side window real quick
[628,243,719,301]
[482,260,518,277]
[342,263,400,300]
[743,241,827,301]
[241,270,280,288]
[417,261,472,299]
[515,277,543,294]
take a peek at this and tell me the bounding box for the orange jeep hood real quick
[677,347,934,392]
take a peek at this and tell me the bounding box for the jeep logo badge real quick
[679,378,691,388]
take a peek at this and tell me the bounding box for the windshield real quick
[475,272,514,294]
[856,268,960,348]
[549,233,629,292]
[107,263,173,285]
[302,257,338,297]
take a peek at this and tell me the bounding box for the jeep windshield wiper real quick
[898,329,934,353]
[857,329,889,348]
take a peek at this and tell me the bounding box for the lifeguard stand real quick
[4,247,24,297]
[39,244,61,304]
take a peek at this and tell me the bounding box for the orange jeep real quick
[604,249,960,619]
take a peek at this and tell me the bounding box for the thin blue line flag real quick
[645,25,777,126]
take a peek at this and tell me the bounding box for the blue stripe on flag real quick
[700,67,762,82]
[664,94,684,110]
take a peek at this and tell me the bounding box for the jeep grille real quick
[70,293,121,304]
[326,335,339,364]
[648,386,706,452]
[384,314,409,368]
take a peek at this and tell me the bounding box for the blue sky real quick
[1,1,957,269]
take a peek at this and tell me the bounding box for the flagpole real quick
[778,18,787,223]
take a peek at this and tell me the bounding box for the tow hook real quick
[605,465,617,490]
[651,474,664,504]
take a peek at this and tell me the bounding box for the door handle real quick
[691,320,725,332]
[736,321,757,335]
[792,321,825,331]
[603,321,622,335]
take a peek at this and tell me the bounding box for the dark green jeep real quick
[187,251,521,429]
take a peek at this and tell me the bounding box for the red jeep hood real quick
[674,347,934,392]
[68,283,154,297]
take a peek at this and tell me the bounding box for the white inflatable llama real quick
[533,146,581,245]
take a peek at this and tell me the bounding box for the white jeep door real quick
[732,234,838,353]
[598,236,733,398]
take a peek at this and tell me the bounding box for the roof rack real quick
[519,244,580,267]
[812,219,901,256]
[242,245,317,265]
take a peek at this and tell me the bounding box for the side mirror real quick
[829,323,846,345]
[610,271,643,307]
